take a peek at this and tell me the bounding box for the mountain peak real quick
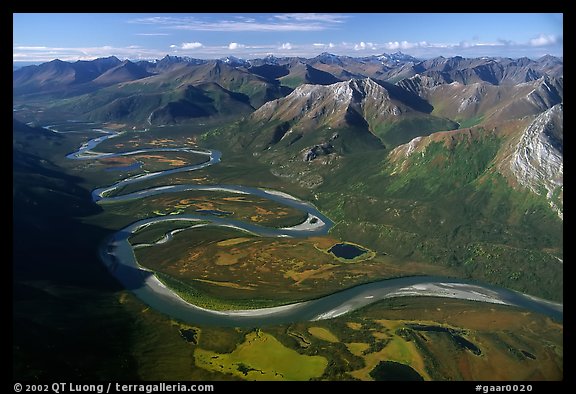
[220,56,249,67]
[285,78,381,106]
[384,51,420,63]
[96,55,120,63]
[538,54,560,62]
[313,52,344,66]
[156,55,207,66]
[262,54,279,64]
[252,77,399,138]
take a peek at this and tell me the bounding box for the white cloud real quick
[354,41,376,51]
[13,46,48,50]
[12,45,166,62]
[228,42,245,50]
[181,42,203,50]
[530,34,559,46]
[473,42,505,47]
[313,42,335,49]
[12,36,564,64]
[383,41,419,50]
[383,41,398,50]
[129,14,346,32]
[274,13,347,24]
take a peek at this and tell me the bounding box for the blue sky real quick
[13,13,563,63]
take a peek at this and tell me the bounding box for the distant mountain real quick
[379,51,421,63]
[92,60,152,85]
[15,58,292,126]
[72,79,255,126]
[307,53,385,80]
[278,62,341,88]
[151,60,290,108]
[74,56,123,77]
[14,59,83,95]
[308,51,418,68]
[305,52,421,81]
[220,56,250,68]
[359,52,420,65]
[137,55,207,73]
[253,54,281,65]
[149,82,254,125]
[535,55,563,77]
[12,56,151,97]
[248,64,290,80]
[310,52,347,66]
[237,58,343,88]
[397,74,563,125]
[388,55,563,85]
[13,61,42,70]
[248,54,307,67]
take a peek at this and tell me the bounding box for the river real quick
[53,126,562,327]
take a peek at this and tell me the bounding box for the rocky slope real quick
[397,75,563,124]
[249,77,456,150]
[510,104,563,218]
[241,78,387,155]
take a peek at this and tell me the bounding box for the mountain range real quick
[14,52,562,123]
[13,52,563,220]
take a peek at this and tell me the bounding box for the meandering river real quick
[54,125,562,327]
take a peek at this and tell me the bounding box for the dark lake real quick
[179,328,198,344]
[370,361,424,381]
[329,243,368,259]
[407,324,481,355]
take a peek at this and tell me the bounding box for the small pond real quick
[328,243,368,259]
